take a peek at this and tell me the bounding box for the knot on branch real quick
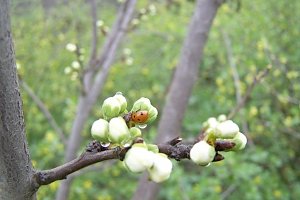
[86,140,108,153]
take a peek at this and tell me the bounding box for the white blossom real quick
[124,144,155,173]
[148,153,173,183]
[108,117,130,144]
[91,119,109,142]
[232,132,247,150]
[215,120,239,139]
[65,43,77,52]
[102,97,121,119]
[190,141,216,166]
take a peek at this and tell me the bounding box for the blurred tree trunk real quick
[0,0,36,199]
[42,0,56,14]
[55,0,137,199]
[132,0,224,199]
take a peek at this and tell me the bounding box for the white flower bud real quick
[148,153,172,183]
[91,119,109,143]
[129,127,142,138]
[231,132,247,151]
[146,144,159,153]
[66,43,77,52]
[131,97,152,112]
[108,117,130,144]
[113,92,127,113]
[71,61,80,69]
[124,144,155,173]
[217,114,227,122]
[131,97,158,124]
[207,117,219,129]
[102,97,121,119]
[147,106,158,124]
[190,141,216,166]
[215,120,239,139]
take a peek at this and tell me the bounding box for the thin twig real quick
[19,79,66,144]
[221,184,237,200]
[228,67,271,119]
[89,0,98,62]
[222,30,241,103]
[222,29,251,144]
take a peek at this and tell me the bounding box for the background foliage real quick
[11,0,300,199]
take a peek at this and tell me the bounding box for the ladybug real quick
[131,110,149,123]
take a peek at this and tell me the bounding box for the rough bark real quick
[0,0,36,199]
[132,0,224,199]
[55,0,137,199]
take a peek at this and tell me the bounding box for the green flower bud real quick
[129,127,142,139]
[131,97,152,112]
[102,97,121,119]
[108,117,131,144]
[231,132,247,151]
[146,106,158,124]
[217,114,227,122]
[114,92,127,113]
[190,141,216,166]
[146,144,159,153]
[148,153,173,183]
[124,143,155,173]
[215,120,239,139]
[91,119,109,143]
[203,117,219,129]
[131,97,158,124]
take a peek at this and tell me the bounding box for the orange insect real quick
[131,110,149,123]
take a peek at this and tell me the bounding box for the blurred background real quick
[12,0,300,199]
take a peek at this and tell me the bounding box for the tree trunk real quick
[42,0,56,15]
[132,0,224,199]
[0,0,36,199]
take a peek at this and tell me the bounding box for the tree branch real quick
[69,160,116,179]
[221,30,241,103]
[227,67,271,119]
[19,79,67,144]
[221,29,253,144]
[34,139,234,186]
[89,0,98,62]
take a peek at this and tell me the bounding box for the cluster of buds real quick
[124,143,172,183]
[91,94,247,183]
[91,92,158,146]
[190,115,247,166]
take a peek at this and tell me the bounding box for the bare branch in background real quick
[19,79,66,145]
[221,29,252,144]
[221,30,241,103]
[89,0,98,62]
[56,1,137,199]
[133,0,225,199]
[228,67,271,119]
[221,184,237,200]
[83,0,136,91]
